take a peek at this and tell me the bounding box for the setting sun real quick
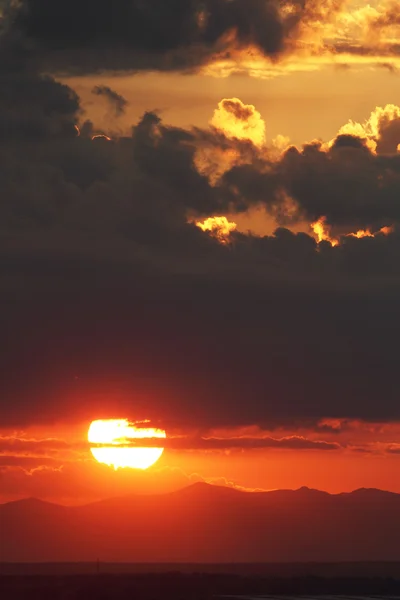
[88,419,166,470]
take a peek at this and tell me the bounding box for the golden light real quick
[88,419,166,470]
[196,216,237,244]
[210,98,266,147]
[311,218,394,247]
[347,225,394,238]
[92,134,112,141]
[347,229,374,239]
[311,216,339,247]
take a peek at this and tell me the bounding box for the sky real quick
[2,0,400,504]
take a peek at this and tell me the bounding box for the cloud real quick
[0,436,72,454]
[91,85,128,117]
[196,216,237,244]
[4,0,392,78]
[7,0,287,73]
[0,73,79,140]
[337,104,400,155]
[3,68,400,434]
[108,435,341,451]
[210,98,266,147]
[221,124,400,232]
[0,432,340,460]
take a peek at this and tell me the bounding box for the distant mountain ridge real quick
[2,482,400,562]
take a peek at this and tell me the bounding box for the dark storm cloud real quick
[0,73,79,140]
[3,0,359,75]
[2,28,400,432]
[6,0,285,72]
[222,138,400,231]
[376,116,400,155]
[4,0,400,77]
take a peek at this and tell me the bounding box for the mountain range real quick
[2,483,400,562]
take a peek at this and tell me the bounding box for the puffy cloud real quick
[337,104,400,155]
[196,216,237,244]
[220,114,400,233]
[210,98,266,147]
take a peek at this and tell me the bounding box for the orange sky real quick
[65,67,400,145]
[3,0,400,506]
[2,417,400,504]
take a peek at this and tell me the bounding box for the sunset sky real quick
[2,0,400,505]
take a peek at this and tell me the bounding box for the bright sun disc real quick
[88,419,166,470]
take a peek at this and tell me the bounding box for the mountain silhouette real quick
[2,483,400,562]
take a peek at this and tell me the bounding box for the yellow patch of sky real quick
[63,65,400,147]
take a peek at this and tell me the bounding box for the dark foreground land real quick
[2,570,400,600]
[4,486,400,562]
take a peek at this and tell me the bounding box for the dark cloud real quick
[0,434,340,457]
[4,0,400,78]
[219,99,255,122]
[0,73,79,140]
[222,137,400,231]
[6,0,285,73]
[91,85,128,117]
[376,115,400,155]
[1,15,400,434]
[177,436,341,450]
[3,0,362,75]
[330,134,369,151]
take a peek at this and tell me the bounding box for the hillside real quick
[2,483,400,562]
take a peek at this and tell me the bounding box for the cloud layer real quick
[1,87,400,432]
[4,0,400,76]
[2,2,400,437]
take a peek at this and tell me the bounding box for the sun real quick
[88,419,166,470]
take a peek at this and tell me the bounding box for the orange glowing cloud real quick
[92,134,112,141]
[345,225,394,240]
[194,97,269,186]
[346,226,394,239]
[196,216,237,244]
[336,104,400,154]
[210,98,266,147]
[311,218,394,246]
[311,217,339,247]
